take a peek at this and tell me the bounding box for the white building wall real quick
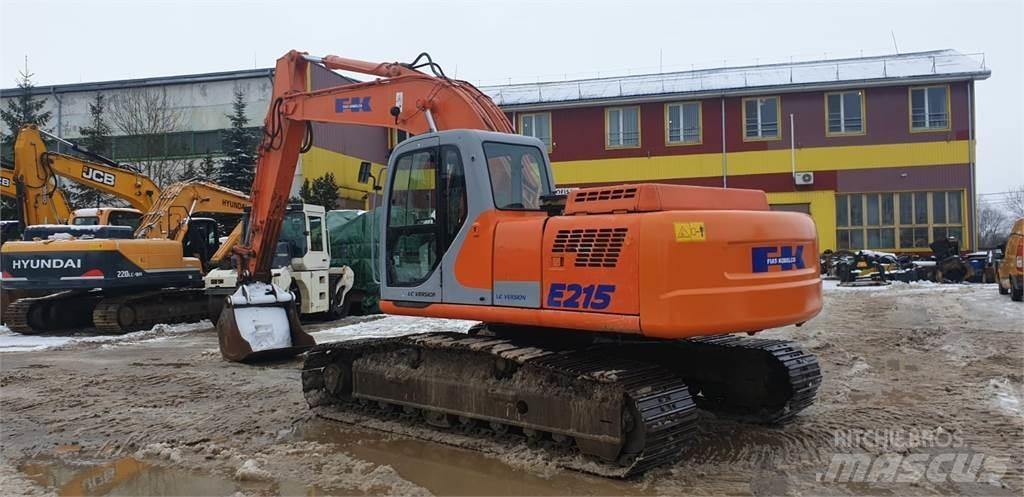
[1,76,273,140]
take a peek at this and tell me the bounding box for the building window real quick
[605,106,640,149]
[836,191,964,250]
[826,90,865,135]
[665,102,702,145]
[910,85,950,131]
[742,96,780,141]
[106,127,261,160]
[518,113,552,151]
[389,129,413,149]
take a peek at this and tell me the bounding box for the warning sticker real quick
[674,222,706,242]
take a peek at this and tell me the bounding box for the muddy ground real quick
[1,281,1022,496]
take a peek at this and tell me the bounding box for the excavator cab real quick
[378,130,552,306]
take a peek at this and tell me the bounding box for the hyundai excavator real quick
[217,50,823,475]
[1,178,250,334]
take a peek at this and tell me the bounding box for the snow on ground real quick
[0,321,211,353]
[313,315,477,344]
[822,278,971,293]
[986,377,1023,417]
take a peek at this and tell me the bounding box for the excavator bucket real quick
[216,282,315,362]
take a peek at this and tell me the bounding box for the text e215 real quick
[547,283,616,310]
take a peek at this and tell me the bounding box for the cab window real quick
[387,148,438,286]
[441,145,467,244]
[279,212,308,257]
[72,216,99,226]
[108,211,142,230]
[483,142,549,210]
[309,216,323,252]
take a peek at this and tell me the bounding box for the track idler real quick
[216,282,315,362]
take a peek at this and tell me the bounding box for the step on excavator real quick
[218,50,823,475]
[1,130,250,333]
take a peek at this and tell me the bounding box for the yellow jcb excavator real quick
[2,125,156,232]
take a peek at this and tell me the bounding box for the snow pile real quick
[314,316,476,344]
[234,459,272,481]
[0,325,74,352]
[229,282,293,305]
[134,442,184,463]
[0,320,211,353]
[986,378,1022,417]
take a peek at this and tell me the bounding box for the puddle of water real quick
[299,418,651,496]
[19,457,311,497]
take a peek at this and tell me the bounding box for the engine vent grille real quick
[572,187,638,203]
[552,228,628,268]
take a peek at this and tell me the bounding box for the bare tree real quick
[107,87,190,187]
[977,200,1011,249]
[1004,185,1024,220]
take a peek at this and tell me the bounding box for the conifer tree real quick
[216,88,256,192]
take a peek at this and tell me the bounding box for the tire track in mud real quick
[2,285,1022,496]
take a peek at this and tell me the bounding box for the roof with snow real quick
[480,49,990,110]
[0,68,275,97]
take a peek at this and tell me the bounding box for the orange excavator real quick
[217,50,823,475]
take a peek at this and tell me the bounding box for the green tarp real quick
[326,209,380,314]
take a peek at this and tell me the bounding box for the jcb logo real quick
[82,167,116,186]
[0,177,9,187]
[335,96,372,113]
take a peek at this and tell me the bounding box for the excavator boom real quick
[219,50,514,362]
[135,181,249,241]
[241,50,511,282]
[10,127,73,225]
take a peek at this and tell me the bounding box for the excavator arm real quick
[10,126,73,225]
[241,50,511,282]
[16,126,161,213]
[217,50,513,362]
[135,181,249,241]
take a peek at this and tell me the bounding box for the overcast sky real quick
[1,0,1020,194]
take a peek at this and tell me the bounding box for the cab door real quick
[380,137,444,303]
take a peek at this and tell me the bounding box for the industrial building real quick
[0,64,379,203]
[483,49,990,252]
[1,49,990,251]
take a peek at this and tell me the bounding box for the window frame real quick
[741,95,782,142]
[517,112,553,152]
[663,101,703,146]
[908,85,952,133]
[482,141,552,212]
[835,190,966,251]
[604,105,642,150]
[384,146,443,287]
[388,129,413,149]
[824,90,867,137]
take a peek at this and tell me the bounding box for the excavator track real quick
[92,288,209,334]
[4,291,102,334]
[302,332,700,477]
[667,335,822,424]
[301,329,821,477]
